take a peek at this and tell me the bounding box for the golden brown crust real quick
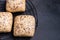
[0,12,13,32]
[6,0,25,12]
[14,15,35,37]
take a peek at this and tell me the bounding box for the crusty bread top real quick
[14,15,35,36]
[0,12,13,32]
[6,0,25,12]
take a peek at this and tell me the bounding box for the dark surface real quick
[0,0,60,40]
[31,0,60,40]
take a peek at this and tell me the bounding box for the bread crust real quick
[6,0,25,12]
[14,15,35,37]
[0,12,13,32]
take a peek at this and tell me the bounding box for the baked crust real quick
[0,12,13,32]
[6,0,25,12]
[14,15,35,37]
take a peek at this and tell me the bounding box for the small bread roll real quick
[0,12,13,32]
[6,0,25,12]
[14,15,35,37]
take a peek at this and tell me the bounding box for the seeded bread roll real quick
[0,12,13,32]
[6,0,25,12]
[14,15,35,37]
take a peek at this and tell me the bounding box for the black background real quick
[0,0,60,40]
[31,0,60,40]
